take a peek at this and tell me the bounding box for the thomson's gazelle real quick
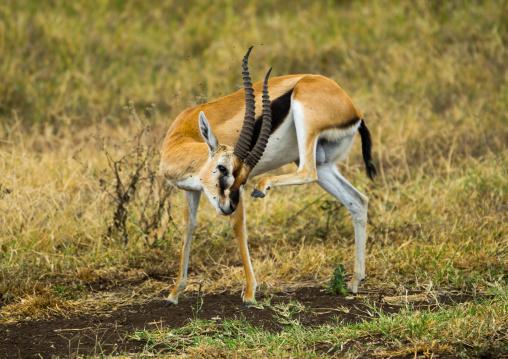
[160,47,376,307]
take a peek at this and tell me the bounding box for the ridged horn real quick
[233,46,256,161]
[245,68,272,169]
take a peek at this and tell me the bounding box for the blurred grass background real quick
[0,0,507,329]
[2,0,506,130]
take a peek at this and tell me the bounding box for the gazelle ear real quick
[198,111,219,157]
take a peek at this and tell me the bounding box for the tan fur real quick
[160,75,306,188]
[162,76,302,148]
[160,73,367,305]
[252,75,362,194]
[160,75,360,186]
[229,194,256,302]
[292,75,362,136]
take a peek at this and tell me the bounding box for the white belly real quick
[249,112,298,177]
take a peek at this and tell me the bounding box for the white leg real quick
[165,190,201,306]
[252,101,318,196]
[316,164,368,293]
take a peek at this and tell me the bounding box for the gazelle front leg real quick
[251,167,318,197]
[164,190,201,306]
[229,193,257,307]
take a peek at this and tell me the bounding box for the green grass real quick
[128,294,508,357]
[0,0,507,356]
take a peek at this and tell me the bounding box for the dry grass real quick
[0,0,507,356]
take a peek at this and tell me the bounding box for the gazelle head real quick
[198,46,272,216]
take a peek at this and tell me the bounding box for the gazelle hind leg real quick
[165,190,201,306]
[252,101,318,197]
[316,164,368,293]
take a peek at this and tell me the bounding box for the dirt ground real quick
[0,285,483,359]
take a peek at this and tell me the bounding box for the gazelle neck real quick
[159,138,208,191]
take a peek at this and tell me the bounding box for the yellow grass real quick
[0,0,507,336]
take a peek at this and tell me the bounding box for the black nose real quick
[230,190,240,205]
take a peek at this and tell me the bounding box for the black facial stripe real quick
[249,88,293,151]
[230,189,240,205]
[219,175,228,195]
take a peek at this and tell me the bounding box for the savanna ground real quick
[0,1,507,358]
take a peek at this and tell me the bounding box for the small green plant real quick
[191,282,204,321]
[53,284,85,300]
[271,300,306,325]
[326,264,348,296]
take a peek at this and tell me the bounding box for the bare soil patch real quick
[0,287,479,358]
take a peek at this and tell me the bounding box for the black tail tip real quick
[358,119,377,181]
[366,162,377,181]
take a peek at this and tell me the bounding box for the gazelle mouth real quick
[218,205,236,216]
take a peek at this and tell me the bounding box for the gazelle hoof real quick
[346,284,358,294]
[241,301,255,309]
[251,189,265,198]
[163,300,177,307]
[347,276,364,294]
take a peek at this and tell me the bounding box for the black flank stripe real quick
[334,116,361,130]
[249,88,293,151]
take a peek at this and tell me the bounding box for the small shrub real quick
[74,102,175,245]
[326,264,348,296]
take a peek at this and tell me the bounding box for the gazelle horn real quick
[245,68,272,170]
[233,46,256,161]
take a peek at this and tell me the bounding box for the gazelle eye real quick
[218,165,227,174]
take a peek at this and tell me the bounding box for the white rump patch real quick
[319,120,361,142]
